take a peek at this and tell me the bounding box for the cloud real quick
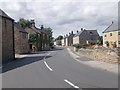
[0,0,118,37]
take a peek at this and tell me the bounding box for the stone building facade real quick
[0,9,15,64]
[103,22,120,48]
[25,20,49,51]
[14,22,29,54]
[73,28,100,45]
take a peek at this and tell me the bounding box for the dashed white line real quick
[44,61,53,71]
[64,79,79,89]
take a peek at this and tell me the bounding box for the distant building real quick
[103,22,120,48]
[65,31,75,46]
[73,28,100,45]
[0,9,15,64]
[14,22,29,54]
[61,35,66,46]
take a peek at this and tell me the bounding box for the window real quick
[104,35,107,37]
[110,33,112,36]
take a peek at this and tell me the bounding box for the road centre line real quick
[44,61,53,71]
[64,79,79,89]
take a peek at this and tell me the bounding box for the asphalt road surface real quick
[2,47,118,89]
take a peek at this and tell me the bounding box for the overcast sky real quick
[0,0,119,38]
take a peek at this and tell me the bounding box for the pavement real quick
[1,47,118,89]
[67,48,118,74]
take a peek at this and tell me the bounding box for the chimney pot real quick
[71,31,73,34]
[77,30,79,33]
[41,25,44,30]
[81,28,83,31]
[30,19,35,27]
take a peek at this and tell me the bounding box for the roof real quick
[14,22,27,33]
[0,9,14,20]
[86,30,99,35]
[74,30,99,37]
[103,22,120,33]
[74,30,84,37]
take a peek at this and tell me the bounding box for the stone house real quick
[73,28,100,45]
[65,31,75,46]
[14,22,29,54]
[0,9,15,64]
[25,20,49,51]
[61,35,66,46]
[103,22,120,48]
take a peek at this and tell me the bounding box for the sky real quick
[0,0,119,38]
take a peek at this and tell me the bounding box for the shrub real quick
[73,44,82,48]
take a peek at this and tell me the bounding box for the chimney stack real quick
[41,25,44,30]
[77,30,79,33]
[71,31,73,34]
[112,21,114,24]
[66,34,68,37]
[30,19,35,27]
[81,28,83,31]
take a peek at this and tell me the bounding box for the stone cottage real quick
[73,28,100,45]
[0,9,15,64]
[25,20,49,51]
[14,22,29,54]
[65,31,75,46]
[103,22,120,48]
[25,20,41,52]
[61,35,66,46]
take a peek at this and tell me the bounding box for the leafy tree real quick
[17,18,31,29]
[44,27,53,41]
[56,35,63,40]
[99,36,103,45]
[28,34,37,44]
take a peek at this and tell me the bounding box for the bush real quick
[73,44,82,48]
[82,44,90,48]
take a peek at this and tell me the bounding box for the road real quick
[2,47,118,89]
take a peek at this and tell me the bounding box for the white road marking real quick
[64,79,79,89]
[47,53,51,56]
[44,53,51,59]
[44,61,53,71]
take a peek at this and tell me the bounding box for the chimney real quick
[30,19,35,27]
[81,28,83,31]
[69,32,71,35]
[41,25,44,30]
[66,34,68,37]
[77,30,79,33]
[71,31,73,34]
[112,21,114,24]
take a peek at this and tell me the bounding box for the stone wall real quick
[77,48,119,64]
[14,28,30,54]
[2,17,15,64]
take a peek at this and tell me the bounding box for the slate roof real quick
[74,30,84,37]
[74,30,99,37]
[0,9,14,20]
[103,22,120,33]
[14,22,27,33]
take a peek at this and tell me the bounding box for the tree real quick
[56,35,63,40]
[17,18,31,29]
[28,34,37,44]
[44,27,53,41]
[99,36,103,45]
